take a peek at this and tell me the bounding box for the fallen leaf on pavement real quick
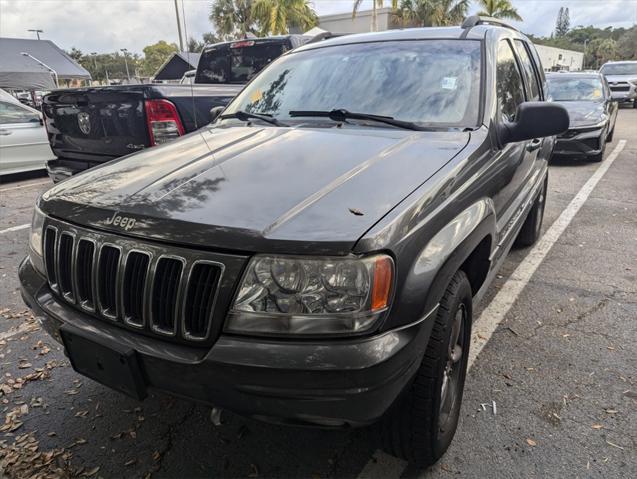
[526,438,537,447]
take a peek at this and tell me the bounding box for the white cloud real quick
[0,0,635,55]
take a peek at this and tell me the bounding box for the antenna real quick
[179,0,198,129]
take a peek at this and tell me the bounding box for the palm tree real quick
[476,0,522,21]
[209,0,258,40]
[252,0,318,35]
[352,0,399,32]
[395,0,469,27]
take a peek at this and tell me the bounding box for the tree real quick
[595,38,618,66]
[67,47,84,62]
[476,0,522,21]
[617,27,637,60]
[554,6,570,37]
[252,0,317,35]
[141,40,178,77]
[187,37,205,52]
[210,0,258,40]
[395,0,468,27]
[353,0,398,32]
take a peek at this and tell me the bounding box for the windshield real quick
[600,63,637,76]
[223,40,482,128]
[195,42,288,84]
[547,77,605,102]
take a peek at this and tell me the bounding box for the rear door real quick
[0,101,51,175]
[43,89,149,162]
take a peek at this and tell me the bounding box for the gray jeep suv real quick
[20,16,568,466]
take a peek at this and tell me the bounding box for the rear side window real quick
[0,101,39,125]
[196,42,288,84]
[496,40,525,122]
[514,40,541,101]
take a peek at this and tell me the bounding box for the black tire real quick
[633,100,637,109]
[379,271,472,467]
[515,176,547,247]
[606,127,614,143]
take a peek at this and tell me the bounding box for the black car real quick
[547,72,618,162]
[42,36,311,183]
[19,17,568,467]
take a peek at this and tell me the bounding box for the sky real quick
[1,0,636,55]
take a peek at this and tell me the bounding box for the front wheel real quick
[379,271,472,467]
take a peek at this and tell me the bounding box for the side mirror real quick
[499,102,569,145]
[210,106,225,124]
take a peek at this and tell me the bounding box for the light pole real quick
[120,48,131,81]
[21,52,58,88]
[173,0,185,52]
[27,29,43,40]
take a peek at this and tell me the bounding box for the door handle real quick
[526,138,542,152]
[0,129,12,136]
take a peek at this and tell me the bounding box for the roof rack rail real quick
[461,15,519,32]
[306,31,346,44]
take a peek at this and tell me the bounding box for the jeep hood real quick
[42,126,470,254]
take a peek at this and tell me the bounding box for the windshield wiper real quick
[220,110,288,127]
[289,109,425,131]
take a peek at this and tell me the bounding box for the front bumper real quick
[46,158,114,183]
[609,85,637,102]
[553,127,605,158]
[19,257,435,427]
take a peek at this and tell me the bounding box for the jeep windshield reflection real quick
[221,40,482,129]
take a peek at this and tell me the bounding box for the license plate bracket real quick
[60,324,147,400]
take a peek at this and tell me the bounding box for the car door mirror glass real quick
[500,102,569,144]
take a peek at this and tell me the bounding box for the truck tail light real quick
[145,99,185,146]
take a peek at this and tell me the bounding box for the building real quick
[534,44,584,72]
[318,7,397,34]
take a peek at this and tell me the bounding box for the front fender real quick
[382,199,496,331]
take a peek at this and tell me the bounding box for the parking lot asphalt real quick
[0,108,635,478]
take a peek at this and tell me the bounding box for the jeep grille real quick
[41,217,244,344]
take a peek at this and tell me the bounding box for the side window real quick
[514,40,541,101]
[0,101,39,125]
[496,40,526,122]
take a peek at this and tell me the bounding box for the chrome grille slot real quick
[44,227,58,291]
[76,239,95,309]
[151,257,183,335]
[58,233,75,301]
[98,245,120,318]
[40,217,242,344]
[123,251,150,327]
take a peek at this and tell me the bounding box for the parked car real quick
[0,89,53,176]
[547,72,618,162]
[20,17,568,467]
[599,60,637,107]
[42,35,312,183]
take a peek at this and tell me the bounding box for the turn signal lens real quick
[372,256,393,311]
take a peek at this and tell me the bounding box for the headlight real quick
[226,254,394,336]
[29,205,46,275]
[29,205,45,257]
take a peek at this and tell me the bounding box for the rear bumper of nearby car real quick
[553,126,605,158]
[19,257,435,427]
[46,157,117,183]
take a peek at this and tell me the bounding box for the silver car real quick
[0,90,53,176]
[600,61,637,106]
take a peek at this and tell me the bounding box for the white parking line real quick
[0,223,30,234]
[0,180,49,193]
[0,322,37,341]
[469,139,626,367]
[357,139,627,479]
